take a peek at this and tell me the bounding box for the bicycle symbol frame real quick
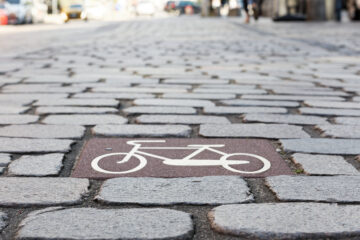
[91,140,271,174]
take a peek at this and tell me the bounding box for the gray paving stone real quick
[97,176,253,205]
[73,93,155,99]
[36,107,118,114]
[0,106,29,114]
[266,175,360,203]
[281,139,360,154]
[193,88,266,94]
[164,78,229,84]
[163,93,236,100]
[0,211,7,232]
[242,95,345,102]
[134,98,215,107]
[34,99,119,107]
[0,167,4,175]
[209,203,360,239]
[0,138,73,153]
[0,178,89,206]
[200,124,310,138]
[0,115,39,125]
[334,117,360,125]
[221,100,299,107]
[353,96,360,102]
[93,87,187,93]
[8,154,64,176]
[93,124,191,137]
[0,153,11,167]
[300,108,360,116]
[305,100,360,109]
[124,106,196,115]
[136,115,230,124]
[0,125,85,139]
[42,114,127,125]
[272,89,348,96]
[316,125,360,138]
[18,208,193,240]
[244,114,328,125]
[2,84,85,93]
[204,106,287,114]
[292,153,359,175]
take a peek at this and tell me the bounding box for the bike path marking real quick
[72,138,293,179]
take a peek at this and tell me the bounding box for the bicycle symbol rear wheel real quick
[91,153,147,174]
[220,153,271,174]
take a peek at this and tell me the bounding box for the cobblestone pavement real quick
[1,17,360,239]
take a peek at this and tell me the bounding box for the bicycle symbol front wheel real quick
[220,153,271,174]
[91,153,147,174]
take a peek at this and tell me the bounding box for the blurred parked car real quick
[3,0,46,24]
[81,1,106,20]
[164,0,176,12]
[0,3,8,24]
[176,1,200,15]
[136,0,155,16]
[61,3,83,22]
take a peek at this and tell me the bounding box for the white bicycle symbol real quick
[91,140,271,174]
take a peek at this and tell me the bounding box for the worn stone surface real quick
[0,212,7,232]
[292,153,359,175]
[163,93,236,100]
[36,107,118,114]
[0,106,29,114]
[0,178,89,206]
[209,203,360,239]
[200,124,310,138]
[18,208,193,240]
[334,117,360,125]
[266,175,360,203]
[42,114,127,125]
[242,95,344,102]
[34,99,119,107]
[97,176,253,205]
[221,99,299,107]
[281,139,360,154]
[204,106,287,114]
[0,153,11,167]
[305,100,360,109]
[136,114,230,124]
[93,124,191,137]
[0,115,39,124]
[316,124,360,138]
[0,138,73,153]
[300,108,360,116]
[124,106,196,114]
[8,154,64,176]
[0,125,85,139]
[244,114,328,125]
[134,98,214,107]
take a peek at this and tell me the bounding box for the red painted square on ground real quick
[72,138,293,179]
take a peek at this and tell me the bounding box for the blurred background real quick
[0,0,359,25]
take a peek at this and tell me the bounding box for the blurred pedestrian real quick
[335,0,342,22]
[242,0,259,23]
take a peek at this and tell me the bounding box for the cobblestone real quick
[0,212,7,232]
[200,124,310,138]
[221,100,300,107]
[0,138,74,153]
[93,124,191,137]
[334,117,360,125]
[292,153,359,175]
[36,107,118,114]
[281,139,360,154]
[305,100,360,109]
[34,99,119,107]
[244,114,328,125]
[18,208,193,240]
[8,154,64,176]
[134,98,215,107]
[136,114,230,124]
[209,203,360,239]
[124,106,196,114]
[42,114,127,125]
[266,175,360,203]
[0,115,39,124]
[97,176,253,205]
[0,125,85,139]
[0,178,89,206]
[316,124,360,138]
[0,153,11,167]
[204,106,287,114]
[300,108,360,116]
[163,93,236,100]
